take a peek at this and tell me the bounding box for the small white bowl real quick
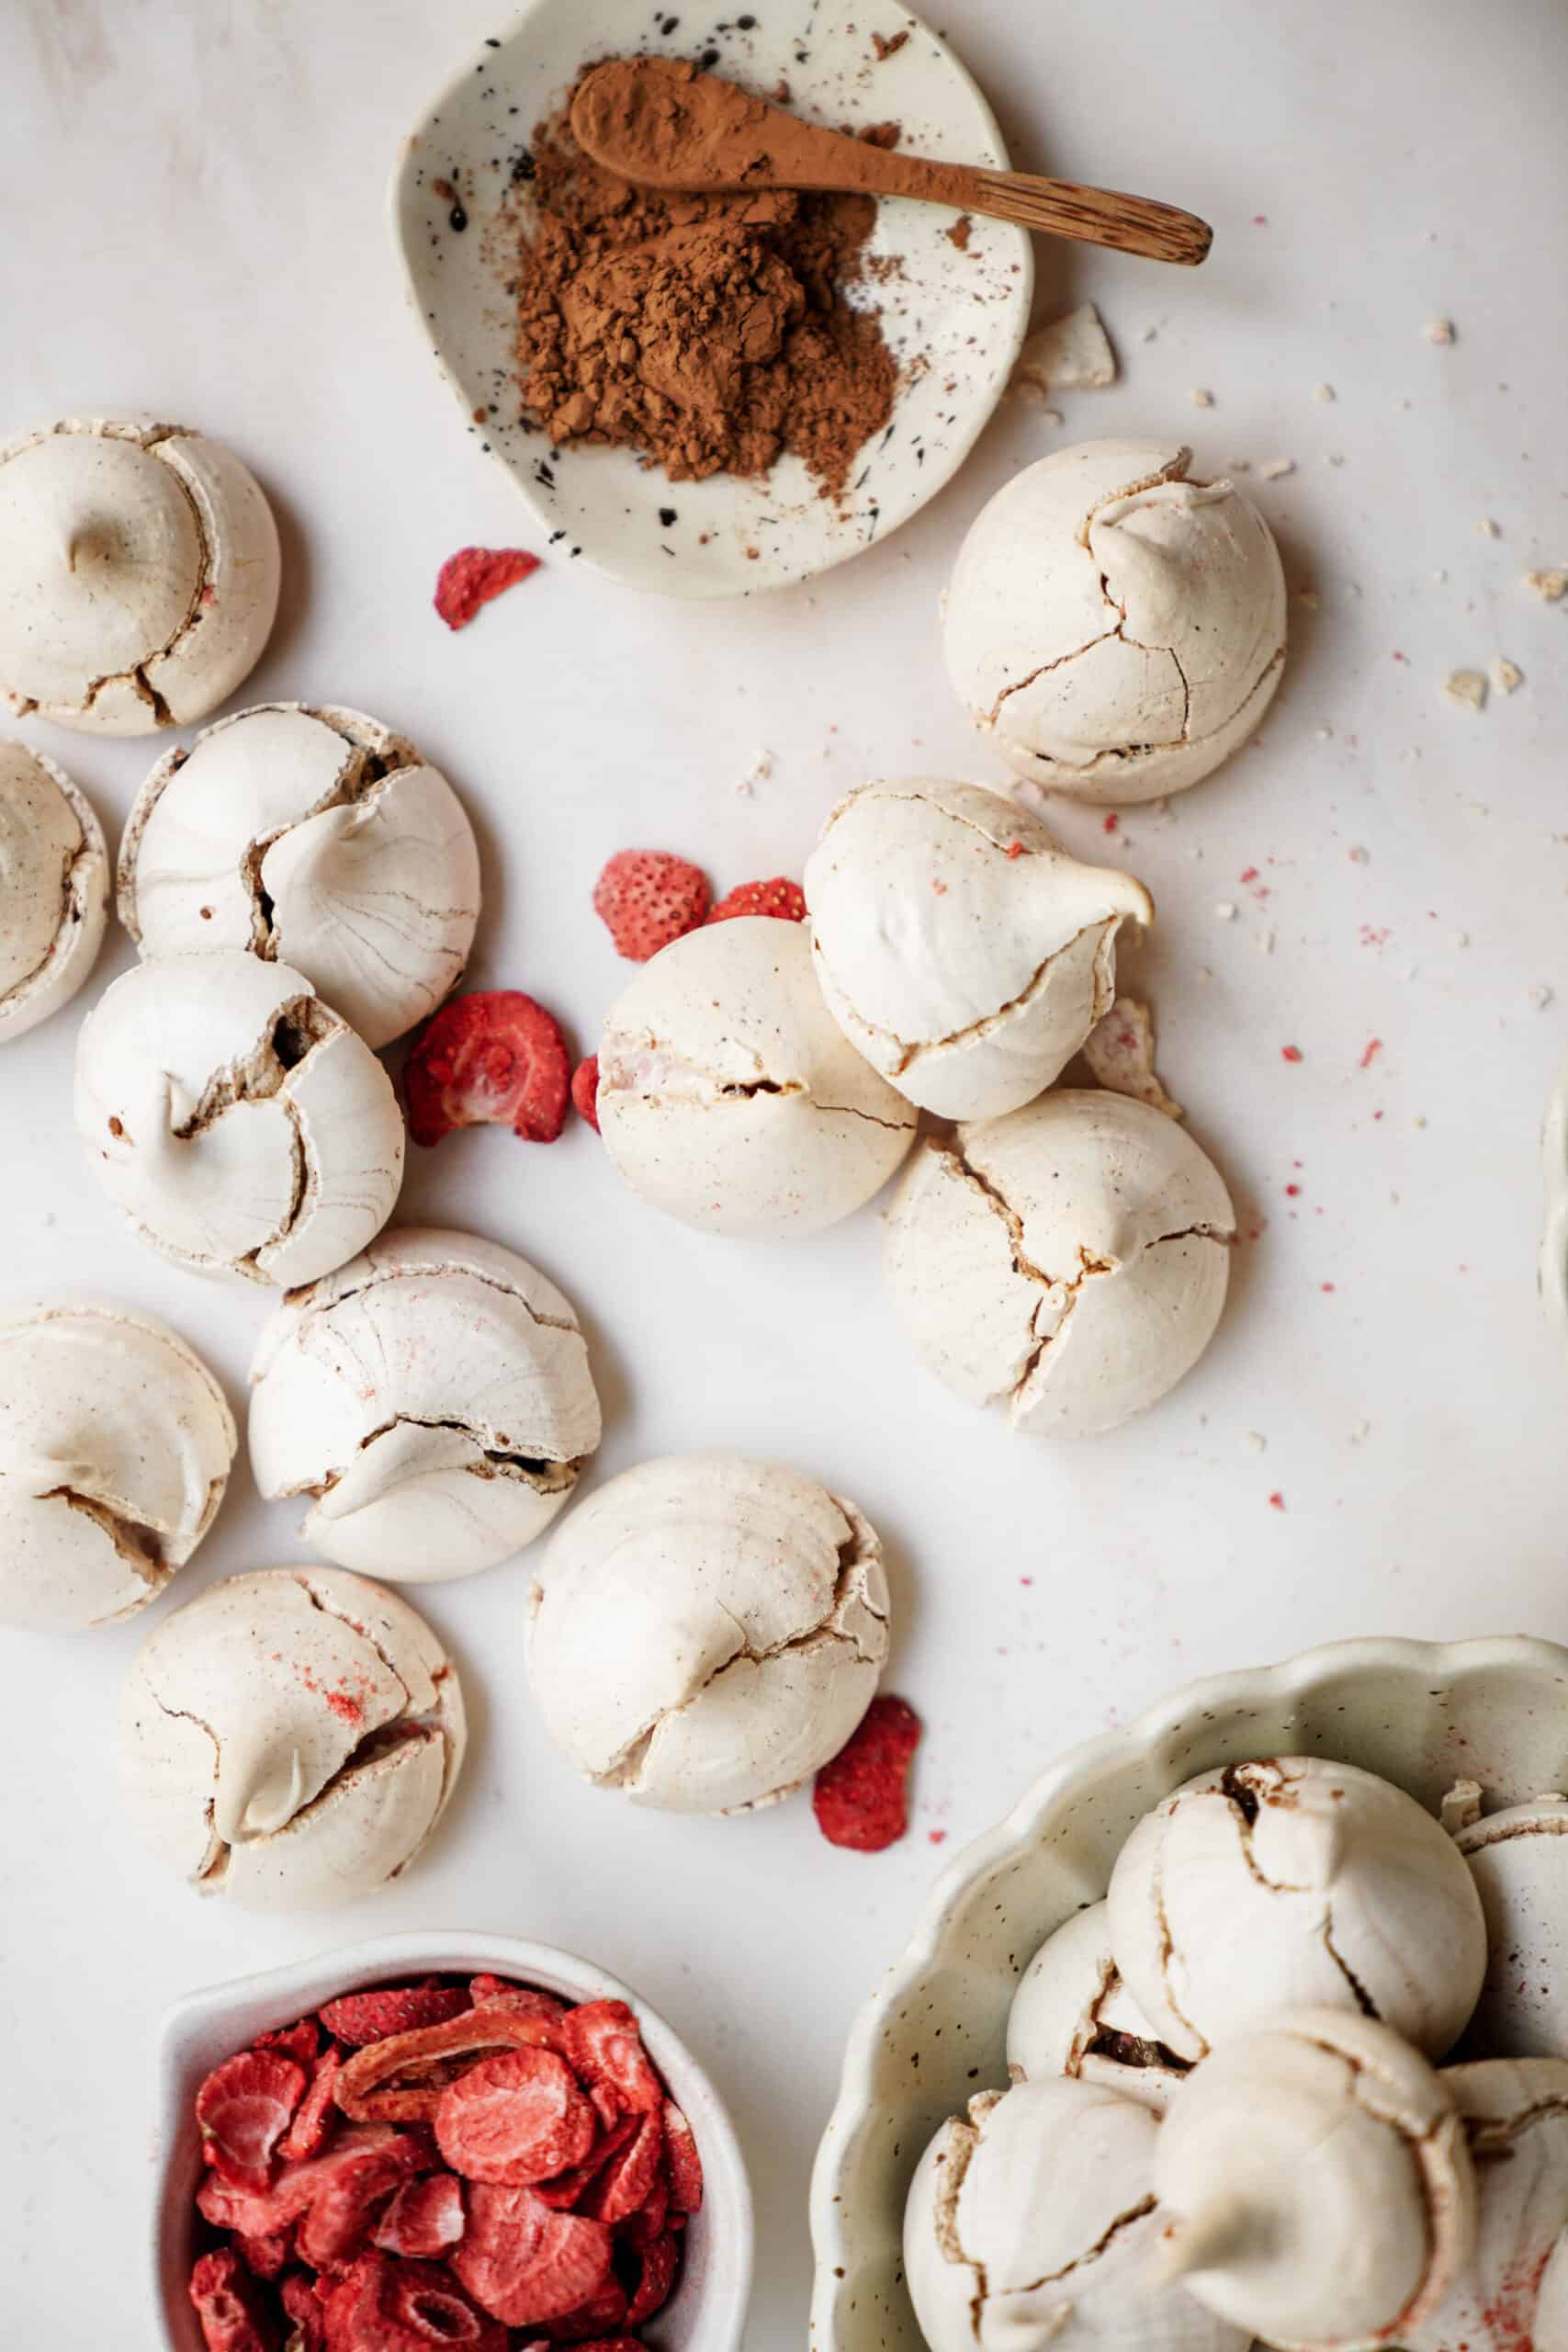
[807,1634,1568,2352]
[390,0,1032,600]
[152,1928,753,2351]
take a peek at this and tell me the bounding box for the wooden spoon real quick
[571,57,1212,267]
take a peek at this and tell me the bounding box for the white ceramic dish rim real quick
[807,1630,1568,2351]
[151,1927,754,2351]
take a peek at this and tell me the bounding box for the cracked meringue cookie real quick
[905,2076,1248,2352]
[0,1301,236,1632]
[1008,1901,1189,2112]
[1155,2010,1474,2352]
[73,949,404,1285]
[1401,2058,1568,2352]
[886,1089,1235,1438]
[1454,1794,1568,2058]
[118,704,481,1049]
[0,416,279,735]
[944,439,1287,804]
[527,1453,889,1814]
[117,1566,466,1908]
[597,916,917,1238]
[249,1227,603,1582]
[1108,1757,1488,2064]
[0,740,108,1041]
[805,780,1153,1121]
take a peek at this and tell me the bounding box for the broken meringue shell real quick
[0,1299,236,1632]
[0,739,108,1040]
[1455,1794,1568,2058]
[248,1227,603,1582]
[73,950,404,1285]
[905,2075,1248,2352]
[527,1453,889,1815]
[0,416,279,734]
[1008,1901,1189,2112]
[804,779,1153,1121]
[1402,2057,1568,2352]
[117,1565,466,1909]
[885,1089,1235,1438]
[598,917,917,1238]
[944,438,1286,804]
[118,704,481,1048]
[1108,1757,1488,2064]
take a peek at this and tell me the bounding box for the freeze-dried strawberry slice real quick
[452,2186,614,2325]
[337,2011,565,2124]
[297,2135,426,2270]
[706,876,807,924]
[197,2050,309,2196]
[812,1694,922,1852]
[624,2230,680,2326]
[434,546,541,632]
[559,2003,662,2120]
[570,1056,600,1132]
[188,2248,280,2352]
[589,2084,619,2134]
[436,2048,597,2186]
[281,2273,328,2352]
[617,2173,669,2248]
[197,2127,405,2239]
[257,2018,321,2067]
[373,2170,466,2258]
[537,2281,629,2344]
[532,2116,640,2210]
[404,991,571,1148]
[579,2112,662,2224]
[592,850,710,962]
[281,2046,344,2163]
[323,2252,507,2350]
[468,1978,569,2030]
[235,2228,293,2280]
[661,2101,704,2213]
[319,1987,470,2049]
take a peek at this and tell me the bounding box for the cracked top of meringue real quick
[0,740,108,1042]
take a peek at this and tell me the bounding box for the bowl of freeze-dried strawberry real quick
[153,1930,751,2351]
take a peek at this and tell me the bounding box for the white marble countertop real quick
[4,1,1568,2343]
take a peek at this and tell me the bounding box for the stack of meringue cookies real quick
[907,1758,1568,2352]
[0,417,1282,1913]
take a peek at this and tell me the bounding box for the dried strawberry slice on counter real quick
[660,2100,704,2214]
[434,546,541,632]
[281,2046,344,2163]
[592,850,710,961]
[197,2049,309,2196]
[280,2273,329,2352]
[623,2230,680,2327]
[706,876,807,924]
[296,2134,426,2270]
[256,2018,321,2067]
[435,2047,597,2185]
[319,1987,470,2049]
[373,2170,466,2258]
[559,2002,663,2120]
[187,2248,279,2352]
[578,2111,662,2225]
[404,991,571,1148]
[468,1978,569,2030]
[451,2185,614,2325]
[323,2251,508,2349]
[570,1056,601,1132]
[812,1693,922,1852]
[336,2010,565,2124]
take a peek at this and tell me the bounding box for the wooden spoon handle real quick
[858,149,1212,266]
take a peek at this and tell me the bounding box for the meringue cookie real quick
[905,2077,1247,2352]
[0,1300,235,1632]
[805,780,1153,1120]
[598,917,916,1238]
[249,1227,603,1582]
[1008,1900,1188,2112]
[118,1566,466,1909]
[1404,2059,1568,2352]
[118,705,481,1048]
[885,1090,1235,1438]
[527,1453,889,1814]
[1455,1795,1568,2058]
[0,416,279,735]
[0,740,108,1041]
[73,950,404,1285]
[944,439,1287,803]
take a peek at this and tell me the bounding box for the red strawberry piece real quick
[297,2136,426,2271]
[281,2046,344,2163]
[451,2186,614,2325]
[532,2116,640,2211]
[323,2252,507,2350]
[197,2049,309,2196]
[319,1987,470,2050]
[706,876,807,924]
[624,2230,680,2326]
[570,1056,601,1133]
[537,2281,629,2343]
[660,2100,704,2214]
[256,2018,321,2067]
[616,2172,670,2248]
[579,2113,662,2225]
[188,2248,281,2352]
[280,2273,329,2352]
[559,2002,663,2120]
[434,546,541,632]
[468,1978,570,2030]
[812,1693,922,1852]
[336,2010,566,2125]
[435,2048,597,2186]
[592,850,710,961]
[589,2084,619,2135]
[373,2171,466,2258]
[555,2341,645,2351]
[235,2228,294,2280]
[197,2127,405,2239]
[404,990,571,1148]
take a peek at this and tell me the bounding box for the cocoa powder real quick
[511,64,897,497]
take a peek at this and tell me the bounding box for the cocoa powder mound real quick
[512,82,897,498]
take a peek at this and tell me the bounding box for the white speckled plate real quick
[390,0,1032,599]
[807,1634,1568,2352]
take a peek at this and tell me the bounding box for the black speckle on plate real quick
[699,45,720,67]
[659,506,678,526]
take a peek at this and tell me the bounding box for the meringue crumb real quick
[1258,927,1276,956]
[1141,324,1158,343]
[735,747,774,795]
[1082,996,1182,1120]
[1478,517,1502,538]
[1493,657,1523,695]
[1314,382,1337,401]
[1325,453,1345,467]
[1349,1420,1371,1444]
[1189,387,1215,408]
[1444,669,1489,711]
[1261,458,1296,480]
[1214,901,1237,922]
[1425,318,1456,344]
[1527,569,1567,602]
[1040,406,1065,425]
[1531,985,1554,1011]
[1348,845,1369,865]
[1247,1431,1268,1453]
[1454,931,1470,949]
[1011,302,1116,393]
